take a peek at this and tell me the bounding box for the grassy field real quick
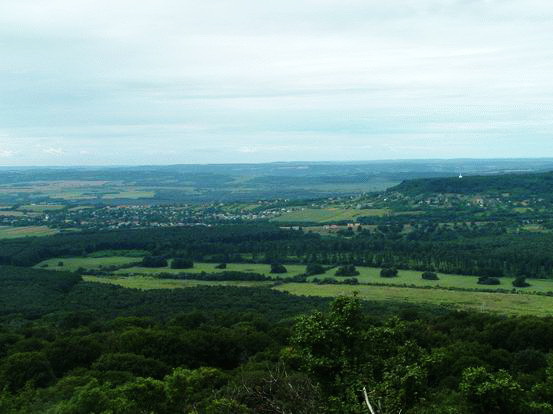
[34,253,553,294]
[83,275,273,289]
[0,226,58,239]
[275,283,553,317]
[328,267,553,293]
[80,273,553,317]
[35,256,141,271]
[272,208,390,223]
[102,191,155,199]
[0,211,25,217]
[19,204,66,212]
[114,262,308,277]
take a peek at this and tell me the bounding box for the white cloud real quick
[42,147,64,156]
[0,149,15,157]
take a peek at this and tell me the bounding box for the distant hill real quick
[391,170,553,198]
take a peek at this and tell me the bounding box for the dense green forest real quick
[2,267,553,413]
[393,170,553,199]
[4,223,553,277]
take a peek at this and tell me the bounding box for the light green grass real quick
[0,211,25,217]
[0,226,58,239]
[272,208,389,223]
[328,268,553,293]
[102,191,155,199]
[35,256,141,271]
[19,204,65,212]
[275,283,553,317]
[34,254,553,294]
[87,250,149,258]
[83,275,273,289]
[114,262,308,278]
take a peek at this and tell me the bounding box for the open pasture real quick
[83,275,273,289]
[275,283,553,317]
[102,190,155,199]
[35,256,141,271]
[34,252,553,293]
[0,226,58,239]
[331,267,553,294]
[114,262,308,277]
[19,204,66,212]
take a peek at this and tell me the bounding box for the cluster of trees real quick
[4,222,553,279]
[270,263,287,274]
[422,271,439,280]
[170,258,194,269]
[335,265,360,276]
[155,271,270,282]
[380,267,398,278]
[478,276,501,286]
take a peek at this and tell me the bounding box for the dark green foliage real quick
[92,353,170,379]
[422,271,439,280]
[0,266,81,319]
[393,170,553,198]
[0,352,55,391]
[156,271,270,282]
[380,267,399,278]
[2,293,553,412]
[334,264,359,276]
[141,256,168,268]
[170,258,194,269]
[0,224,297,267]
[305,263,326,276]
[270,263,287,274]
[513,277,531,288]
[215,263,227,269]
[478,276,500,285]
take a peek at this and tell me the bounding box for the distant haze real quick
[1,1,553,165]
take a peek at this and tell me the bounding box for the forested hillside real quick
[393,170,553,198]
[2,270,553,413]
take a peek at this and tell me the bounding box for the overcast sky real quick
[1,0,553,165]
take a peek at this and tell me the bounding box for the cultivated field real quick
[0,226,58,239]
[272,208,390,223]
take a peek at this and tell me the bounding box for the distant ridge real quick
[391,170,553,198]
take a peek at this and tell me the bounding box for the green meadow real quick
[83,275,274,289]
[35,253,553,294]
[35,256,141,271]
[272,208,389,223]
[0,226,58,239]
[274,283,553,317]
[114,262,308,278]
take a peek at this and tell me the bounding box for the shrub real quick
[477,276,500,285]
[270,263,287,274]
[215,263,227,269]
[171,258,194,269]
[141,256,168,268]
[380,268,398,278]
[422,271,439,280]
[335,265,359,277]
[512,277,530,288]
